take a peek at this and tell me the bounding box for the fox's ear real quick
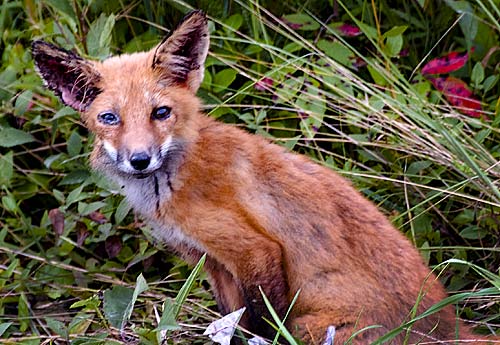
[152,10,209,92]
[32,41,101,111]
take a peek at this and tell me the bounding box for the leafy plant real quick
[1,0,499,343]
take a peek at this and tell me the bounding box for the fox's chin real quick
[131,172,154,179]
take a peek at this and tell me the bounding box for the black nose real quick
[129,152,151,171]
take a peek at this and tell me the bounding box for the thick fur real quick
[33,11,497,344]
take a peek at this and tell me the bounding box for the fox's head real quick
[32,11,209,178]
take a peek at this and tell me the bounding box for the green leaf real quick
[385,35,404,57]
[103,274,148,329]
[18,292,30,332]
[68,313,94,335]
[115,198,131,224]
[87,14,116,58]
[66,184,86,206]
[67,131,82,157]
[474,129,490,144]
[443,0,478,48]
[201,67,212,90]
[213,69,237,93]
[0,128,35,147]
[0,259,18,289]
[0,151,14,187]
[158,299,181,332]
[453,209,474,225]
[367,64,388,86]
[157,254,206,333]
[0,322,12,337]
[127,274,149,319]
[59,169,90,186]
[471,62,484,86]
[357,22,378,40]
[70,295,101,310]
[406,160,432,176]
[103,286,134,329]
[296,82,326,138]
[53,189,66,203]
[2,195,18,213]
[14,90,33,116]
[383,25,408,38]
[45,0,76,22]
[317,39,353,66]
[51,106,77,120]
[459,225,488,240]
[78,201,107,216]
[282,13,320,31]
[483,75,499,93]
[224,14,243,31]
[419,241,430,266]
[44,153,64,169]
[258,287,300,344]
[45,317,68,338]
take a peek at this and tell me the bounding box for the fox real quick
[32,10,498,344]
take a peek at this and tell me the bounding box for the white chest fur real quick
[114,171,205,252]
[119,172,170,215]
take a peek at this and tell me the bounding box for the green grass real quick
[1,0,499,343]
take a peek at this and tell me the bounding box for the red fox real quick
[32,10,497,344]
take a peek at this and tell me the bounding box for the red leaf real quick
[76,222,89,246]
[105,235,122,258]
[142,256,154,271]
[421,50,470,75]
[88,211,107,224]
[336,23,362,37]
[48,208,64,236]
[281,18,302,30]
[428,76,472,97]
[428,76,483,118]
[351,56,367,70]
[399,48,409,57]
[254,77,274,91]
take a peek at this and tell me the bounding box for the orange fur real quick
[32,10,498,344]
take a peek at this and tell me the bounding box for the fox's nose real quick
[129,152,151,171]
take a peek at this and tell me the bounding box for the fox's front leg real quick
[208,236,290,338]
[205,258,245,315]
[172,236,288,337]
[173,245,245,315]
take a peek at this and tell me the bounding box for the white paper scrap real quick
[248,336,269,345]
[203,307,246,345]
[322,325,336,345]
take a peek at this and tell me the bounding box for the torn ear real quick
[32,41,101,111]
[152,10,209,92]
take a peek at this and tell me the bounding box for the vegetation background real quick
[1,0,500,343]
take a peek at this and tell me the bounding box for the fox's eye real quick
[152,106,171,121]
[97,112,120,125]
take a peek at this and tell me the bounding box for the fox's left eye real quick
[152,106,172,121]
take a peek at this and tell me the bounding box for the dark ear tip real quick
[181,9,207,24]
[31,40,44,52]
[31,40,58,54]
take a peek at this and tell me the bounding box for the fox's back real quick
[149,117,450,338]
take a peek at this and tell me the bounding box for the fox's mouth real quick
[132,172,152,179]
[122,164,163,179]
